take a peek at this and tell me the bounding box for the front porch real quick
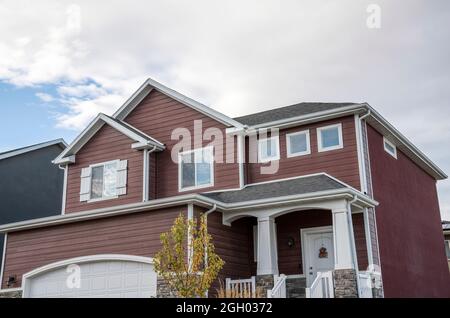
[222,197,382,298]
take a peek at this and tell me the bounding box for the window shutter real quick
[116,160,128,195]
[80,167,91,202]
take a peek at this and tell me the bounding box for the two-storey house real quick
[0,78,449,298]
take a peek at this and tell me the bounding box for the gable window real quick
[179,147,214,191]
[286,130,311,157]
[258,136,280,162]
[383,137,397,159]
[317,123,343,152]
[80,160,128,202]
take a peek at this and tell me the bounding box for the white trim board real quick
[113,78,244,128]
[0,186,378,234]
[0,233,7,289]
[53,114,165,165]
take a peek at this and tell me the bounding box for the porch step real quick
[286,277,306,298]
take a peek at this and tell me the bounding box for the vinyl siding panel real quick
[1,206,186,289]
[246,116,360,189]
[124,90,240,199]
[206,211,254,281]
[368,124,450,297]
[65,124,143,213]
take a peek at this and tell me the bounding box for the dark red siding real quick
[124,90,240,198]
[246,116,361,189]
[65,124,143,213]
[353,213,369,271]
[1,206,186,289]
[206,211,254,280]
[275,210,367,275]
[368,125,450,297]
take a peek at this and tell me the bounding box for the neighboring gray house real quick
[0,139,67,271]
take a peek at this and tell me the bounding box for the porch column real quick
[332,204,359,298]
[257,216,279,275]
[331,206,355,270]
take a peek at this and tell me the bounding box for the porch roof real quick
[202,174,347,204]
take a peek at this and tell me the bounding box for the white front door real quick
[302,227,335,287]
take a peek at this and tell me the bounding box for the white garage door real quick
[24,256,157,298]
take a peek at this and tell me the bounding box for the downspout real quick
[347,195,361,297]
[357,109,371,195]
[359,108,382,284]
[58,165,68,215]
[143,146,157,202]
[356,109,375,265]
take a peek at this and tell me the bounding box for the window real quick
[383,137,397,159]
[317,123,343,152]
[258,136,280,162]
[90,162,117,199]
[179,147,214,191]
[79,160,128,202]
[286,130,311,157]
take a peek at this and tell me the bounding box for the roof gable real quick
[53,114,164,165]
[113,78,244,128]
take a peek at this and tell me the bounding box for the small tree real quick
[154,212,224,298]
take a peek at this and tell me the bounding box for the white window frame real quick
[383,137,397,159]
[258,136,280,163]
[286,130,311,157]
[178,146,214,192]
[317,123,343,152]
[87,159,120,203]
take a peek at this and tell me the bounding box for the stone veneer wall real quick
[156,278,176,298]
[0,289,23,298]
[333,269,358,298]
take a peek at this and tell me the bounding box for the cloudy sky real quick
[0,0,449,219]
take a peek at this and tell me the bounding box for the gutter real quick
[0,187,377,234]
[233,104,368,132]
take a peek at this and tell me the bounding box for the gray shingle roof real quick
[233,102,359,126]
[202,174,345,204]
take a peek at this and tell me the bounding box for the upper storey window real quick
[179,147,214,191]
[286,130,311,157]
[80,160,128,202]
[317,123,343,152]
[258,136,280,162]
[383,137,397,159]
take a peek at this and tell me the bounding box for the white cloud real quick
[35,92,54,102]
[0,0,450,219]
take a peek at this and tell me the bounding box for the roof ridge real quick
[233,101,359,120]
[0,138,67,161]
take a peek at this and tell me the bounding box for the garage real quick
[22,255,157,298]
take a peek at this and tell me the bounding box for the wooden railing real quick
[267,274,287,298]
[225,276,256,298]
[305,271,334,298]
